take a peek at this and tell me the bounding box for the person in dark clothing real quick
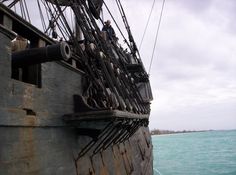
[102,20,117,41]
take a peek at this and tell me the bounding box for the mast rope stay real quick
[114,0,140,59]
[37,0,47,32]
[148,0,166,74]
[22,0,30,23]
[139,0,156,51]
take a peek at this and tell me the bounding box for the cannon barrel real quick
[12,42,71,67]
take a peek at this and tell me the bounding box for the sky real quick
[105,0,236,131]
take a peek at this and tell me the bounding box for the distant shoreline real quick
[151,129,214,136]
[151,129,236,135]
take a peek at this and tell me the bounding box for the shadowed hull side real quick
[0,127,152,175]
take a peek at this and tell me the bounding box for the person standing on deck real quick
[102,20,117,41]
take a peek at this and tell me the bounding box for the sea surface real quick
[152,130,236,175]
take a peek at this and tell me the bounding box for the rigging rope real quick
[139,0,156,51]
[114,0,142,63]
[22,0,30,23]
[148,0,166,74]
[44,1,70,40]
[8,0,20,8]
[19,0,26,20]
[37,0,46,32]
[69,8,75,33]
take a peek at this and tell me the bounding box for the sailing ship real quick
[0,0,153,174]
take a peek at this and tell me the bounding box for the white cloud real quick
[119,0,236,130]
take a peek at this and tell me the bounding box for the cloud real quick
[150,100,236,130]
[124,0,236,130]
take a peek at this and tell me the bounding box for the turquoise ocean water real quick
[152,130,236,175]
